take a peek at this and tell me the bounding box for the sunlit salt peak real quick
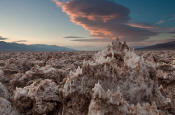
[39,65,56,73]
[70,66,82,77]
[124,50,140,68]
[90,38,141,69]
[14,79,58,100]
[93,39,128,64]
[111,38,130,51]
[92,81,105,99]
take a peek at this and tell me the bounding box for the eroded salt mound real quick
[58,39,171,114]
[14,79,60,115]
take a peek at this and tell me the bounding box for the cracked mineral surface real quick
[0,39,175,115]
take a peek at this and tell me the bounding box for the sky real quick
[0,0,175,50]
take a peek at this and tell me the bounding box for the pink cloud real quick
[54,0,157,42]
[156,20,165,25]
[127,23,156,30]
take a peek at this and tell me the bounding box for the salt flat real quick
[0,40,175,115]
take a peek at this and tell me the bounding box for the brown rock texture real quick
[0,39,175,115]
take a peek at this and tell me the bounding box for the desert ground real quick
[0,40,175,115]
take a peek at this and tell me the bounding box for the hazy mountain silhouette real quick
[137,41,175,50]
[0,41,75,51]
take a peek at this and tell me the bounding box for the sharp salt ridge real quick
[0,39,175,115]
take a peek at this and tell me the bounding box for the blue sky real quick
[0,0,175,50]
[117,0,175,25]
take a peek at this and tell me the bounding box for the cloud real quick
[156,20,165,25]
[168,14,175,21]
[156,15,175,25]
[127,23,156,30]
[168,27,175,34]
[129,38,175,47]
[54,0,157,42]
[13,40,27,43]
[0,36,8,41]
[71,38,112,42]
[64,36,86,38]
[169,31,175,34]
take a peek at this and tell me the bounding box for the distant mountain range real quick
[137,41,175,50]
[0,41,75,51]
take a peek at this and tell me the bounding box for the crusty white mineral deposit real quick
[0,39,174,115]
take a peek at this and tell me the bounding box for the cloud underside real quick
[13,40,27,43]
[168,28,175,34]
[71,38,112,42]
[129,38,175,48]
[55,0,158,42]
[64,36,86,38]
[0,36,8,41]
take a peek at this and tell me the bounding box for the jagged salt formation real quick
[0,82,10,99]
[0,69,4,81]
[8,39,175,114]
[57,39,171,114]
[0,97,18,115]
[88,82,160,115]
[0,69,18,115]
[14,79,61,115]
[10,65,65,90]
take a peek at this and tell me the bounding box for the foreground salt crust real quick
[0,82,10,99]
[4,39,174,114]
[0,69,4,80]
[14,79,60,114]
[0,97,18,115]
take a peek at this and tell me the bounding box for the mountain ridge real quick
[0,41,75,51]
[136,40,175,50]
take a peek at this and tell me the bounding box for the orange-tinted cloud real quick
[71,38,112,42]
[54,0,157,42]
[127,23,156,30]
[64,36,86,38]
[168,27,175,33]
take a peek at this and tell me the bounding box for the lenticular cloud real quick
[54,0,157,42]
